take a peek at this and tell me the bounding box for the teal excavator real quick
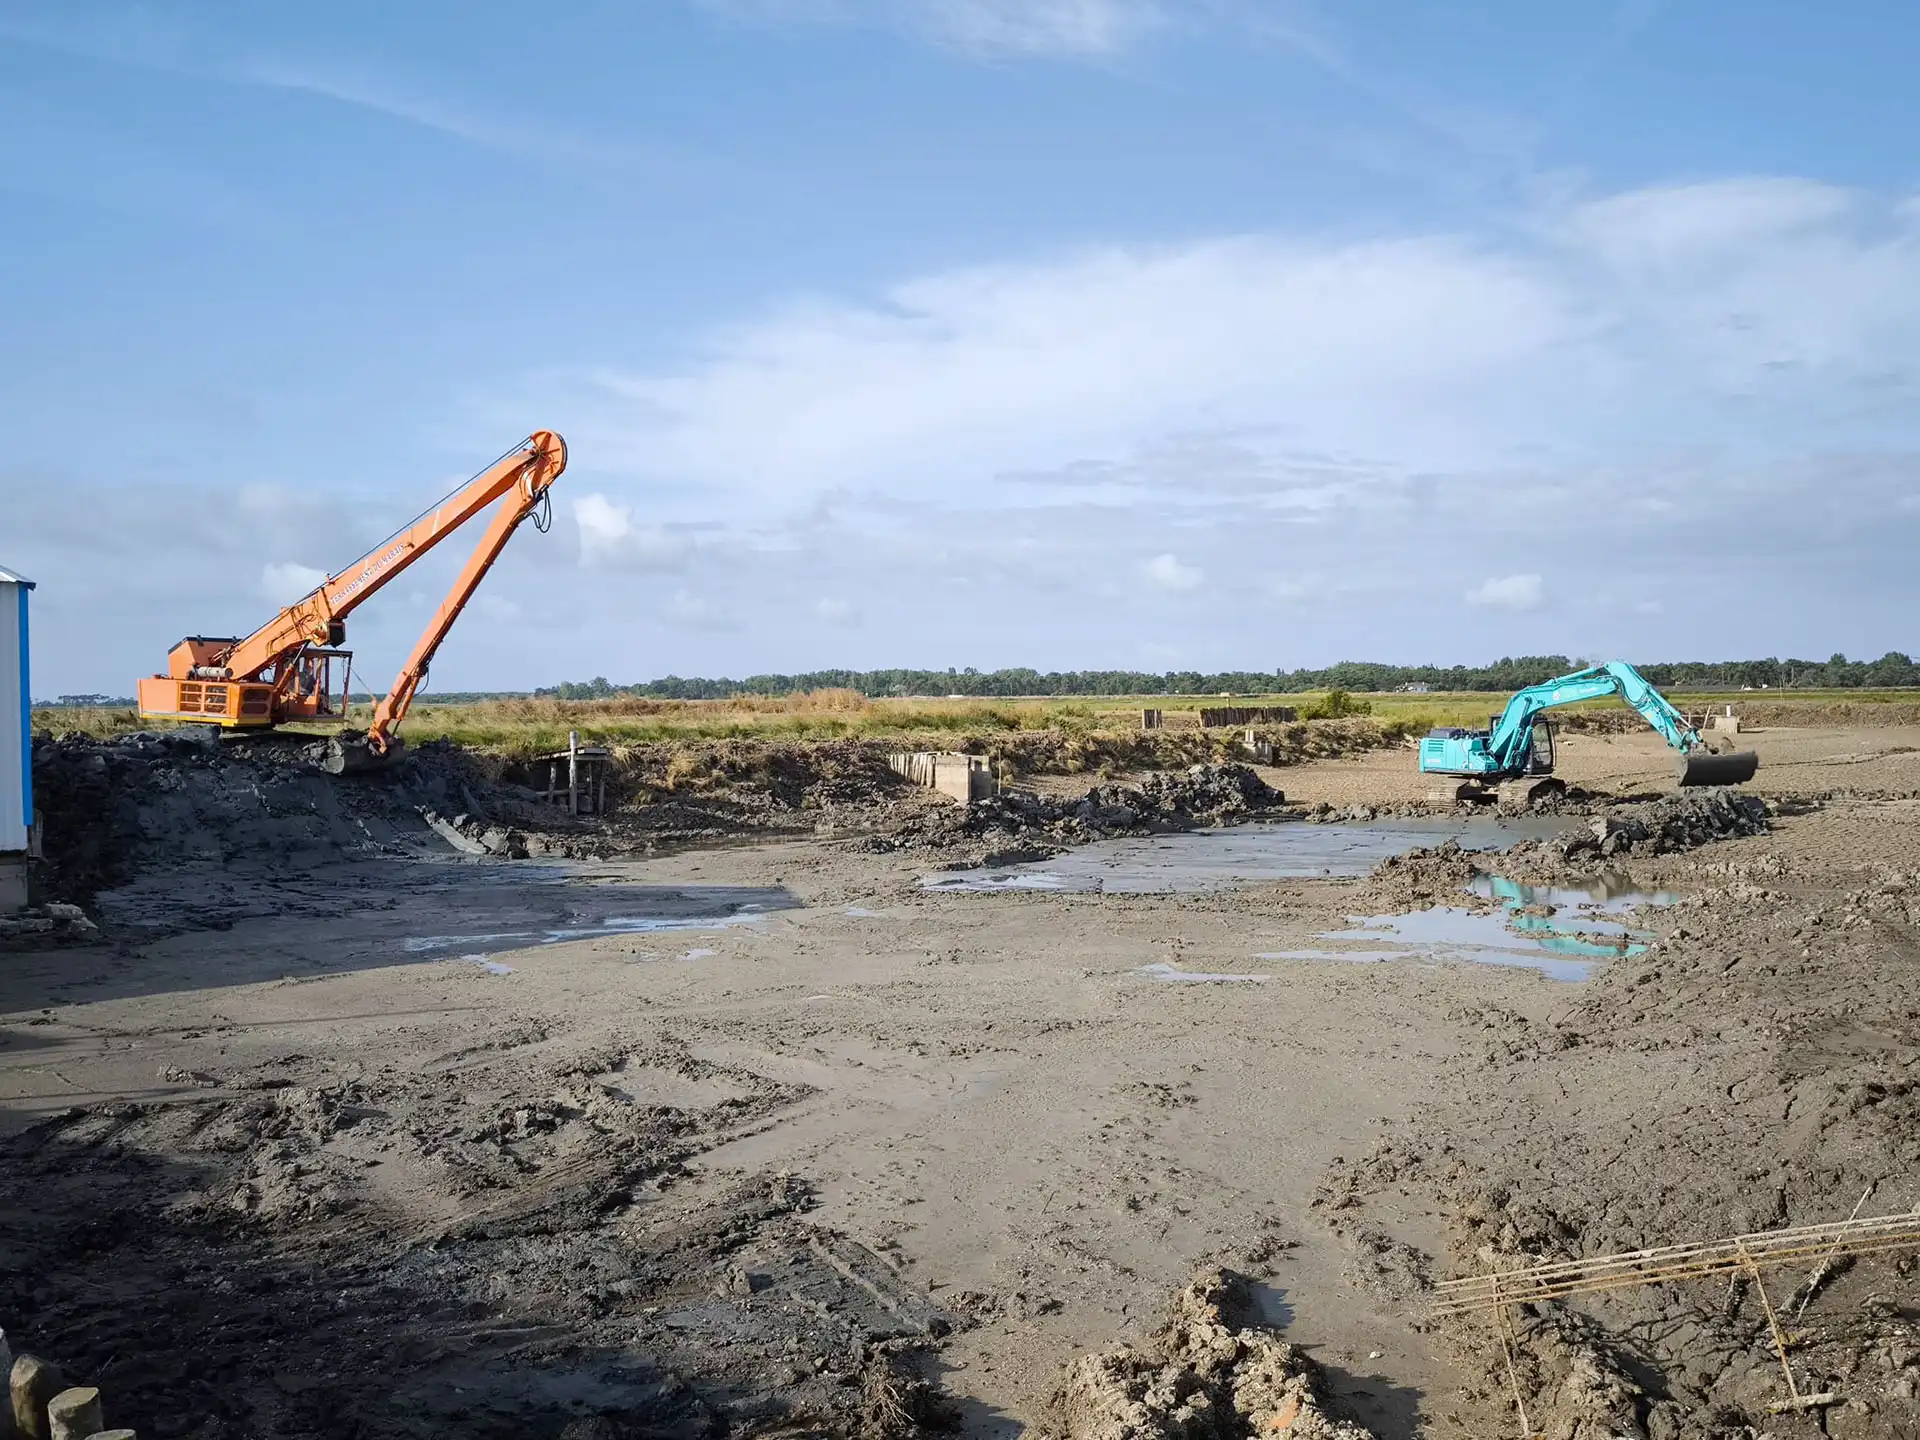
[1418,661,1760,802]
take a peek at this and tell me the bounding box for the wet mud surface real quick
[4,726,1920,1437]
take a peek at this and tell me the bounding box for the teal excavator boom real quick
[1417,661,1759,795]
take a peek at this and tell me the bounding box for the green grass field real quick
[33,687,1920,759]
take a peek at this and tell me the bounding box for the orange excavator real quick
[137,431,567,770]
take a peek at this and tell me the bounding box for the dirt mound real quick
[30,731,412,898]
[27,732,610,901]
[874,764,1290,862]
[1365,790,1772,910]
[569,737,905,814]
[1046,1269,1375,1440]
[985,719,1406,780]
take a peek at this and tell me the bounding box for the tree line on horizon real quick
[37,651,1917,708]
[533,651,1920,701]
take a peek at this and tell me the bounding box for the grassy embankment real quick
[34,688,1920,763]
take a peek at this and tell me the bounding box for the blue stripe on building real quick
[17,585,30,826]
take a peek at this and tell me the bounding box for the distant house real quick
[1401,683,1432,693]
[1,564,33,912]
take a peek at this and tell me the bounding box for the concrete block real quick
[887,752,996,804]
[0,856,27,915]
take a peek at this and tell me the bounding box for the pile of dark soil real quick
[26,732,602,901]
[1366,789,1774,911]
[868,764,1290,863]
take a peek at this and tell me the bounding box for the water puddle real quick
[1136,961,1271,984]
[924,817,1574,895]
[1262,873,1678,982]
[400,883,796,958]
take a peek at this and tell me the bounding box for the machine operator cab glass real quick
[1493,714,1556,775]
[1519,719,1555,775]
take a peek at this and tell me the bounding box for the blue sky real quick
[4,0,1918,694]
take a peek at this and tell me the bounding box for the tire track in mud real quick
[0,1034,957,1439]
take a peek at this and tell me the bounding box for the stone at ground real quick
[1047,1270,1376,1439]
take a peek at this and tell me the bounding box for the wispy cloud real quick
[260,561,328,605]
[485,174,1920,669]
[1466,574,1545,612]
[0,9,631,167]
[1142,553,1204,592]
[699,0,1166,58]
[571,494,694,570]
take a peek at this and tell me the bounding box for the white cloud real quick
[1142,553,1203,592]
[573,492,632,557]
[1562,178,1853,275]
[700,0,1164,57]
[467,173,1920,682]
[581,233,1580,505]
[915,0,1163,56]
[260,561,329,604]
[1465,573,1544,611]
[814,596,860,625]
[571,493,691,570]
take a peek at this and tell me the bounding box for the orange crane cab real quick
[138,431,566,760]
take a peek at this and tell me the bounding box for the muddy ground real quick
[2,721,1919,1437]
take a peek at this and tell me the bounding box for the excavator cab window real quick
[1525,719,1556,775]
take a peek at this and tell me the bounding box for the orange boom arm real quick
[137,431,567,747]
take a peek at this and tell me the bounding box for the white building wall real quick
[0,577,30,855]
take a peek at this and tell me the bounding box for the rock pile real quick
[1556,789,1771,861]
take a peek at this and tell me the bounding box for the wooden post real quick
[11,1356,63,1440]
[45,1390,101,1440]
[567,730,580,816]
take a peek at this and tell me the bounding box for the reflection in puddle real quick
[1263,872,1677,983]
[1137,961,1271,984]
[925,817,1575,895]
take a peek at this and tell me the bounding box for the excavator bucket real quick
[324,731,406,776]
[1676,748,1759,787]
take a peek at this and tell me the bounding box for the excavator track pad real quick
[1438,776,1566,807]
[1676,749,1759,787]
